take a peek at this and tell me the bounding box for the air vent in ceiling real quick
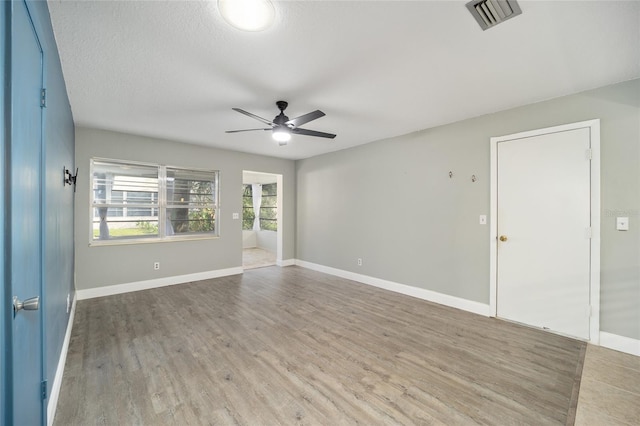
[466,0,522,30]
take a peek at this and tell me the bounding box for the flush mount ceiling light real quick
[218,0,275,32]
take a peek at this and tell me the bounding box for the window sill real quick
[89,234,220,247]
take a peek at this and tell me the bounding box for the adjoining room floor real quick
[242,247,276,269]
[574,344,640,425]
[54,266,635,425]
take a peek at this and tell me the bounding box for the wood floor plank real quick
[54,266,586,425]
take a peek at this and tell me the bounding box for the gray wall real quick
[74,127,295,290]
[257,230,277,253]
[296,78,640,341]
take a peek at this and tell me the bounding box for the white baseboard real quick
[295,260,491,317]
[47,293,77,426]
[76,267,244,300]
[277,258,296,267]
[599,331,640,356]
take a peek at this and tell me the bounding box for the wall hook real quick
[471,174,477,183]
[64,167,78,192]
[449,171,453,178]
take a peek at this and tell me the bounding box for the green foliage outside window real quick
[169,179,216,233]
[186,208,216,232]
[242,185,255,230]
[136,221,158,234]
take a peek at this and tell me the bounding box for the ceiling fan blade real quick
[225,128,271,134]
[285,110,325,128]
[232,108,274,126]
[292,127,336,139]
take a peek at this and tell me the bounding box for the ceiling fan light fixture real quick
[226,101,336,142]
[218,0,275,32]
[272,128,291,144]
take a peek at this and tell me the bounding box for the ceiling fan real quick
[226,101,336,145]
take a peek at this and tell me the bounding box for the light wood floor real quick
[574,344,640,425]
[55,266,588,425]
[243,247,276,270]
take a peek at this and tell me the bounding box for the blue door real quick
[11,1,44,424]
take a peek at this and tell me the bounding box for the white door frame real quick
[275,174,283,264]
[489,119,601,343]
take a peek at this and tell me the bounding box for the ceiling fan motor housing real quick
[274,101,290,127]
[273,113,290,126]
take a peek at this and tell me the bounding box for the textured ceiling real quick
[48,1,640,160]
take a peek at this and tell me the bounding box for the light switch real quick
[479,215,487,225]
[616,217,629,231]
[232,212,240,220]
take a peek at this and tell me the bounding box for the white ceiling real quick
[48,0,640,160]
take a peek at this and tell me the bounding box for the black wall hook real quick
[64,167,78,192]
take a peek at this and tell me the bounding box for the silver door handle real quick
[13,296,40,313]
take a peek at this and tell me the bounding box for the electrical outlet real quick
[154,262,160,270]
[232,212,240,220]
[357,258,363,266]
[616,217,629,231]
[66,293,71,314]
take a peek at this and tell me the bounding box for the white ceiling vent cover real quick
[466,0,522,30]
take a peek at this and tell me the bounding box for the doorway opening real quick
[242,171,282,270]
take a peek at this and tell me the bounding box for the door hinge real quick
[585,227,592,239]
[585,148,592,160]
[40,88,47,108]
[41,380,48,399]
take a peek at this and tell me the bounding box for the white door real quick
[493,125,595,340]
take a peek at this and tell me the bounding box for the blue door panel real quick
[1,1,7,422]
[11,0,44,424]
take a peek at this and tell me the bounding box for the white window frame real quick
[90,158,220,246]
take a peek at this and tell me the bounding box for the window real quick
[91,159,219,244]
[259,183,277,231]
[242,183,277,232]
[242,184,254,230]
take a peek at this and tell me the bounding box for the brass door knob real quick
[499,235,508,242]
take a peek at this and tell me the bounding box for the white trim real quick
[589,120,601,343]
[489,119,601,343]
[277,258,296,267]
[489,136,498,317]
[76,267,243,300]
[599,332,640,357]
[295,260,491,317]
[47,294,77,426]
[276,174,283,264]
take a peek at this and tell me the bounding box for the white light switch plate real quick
[616,217,629,231]
[479,215,487,225]
[232,213,240,220]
